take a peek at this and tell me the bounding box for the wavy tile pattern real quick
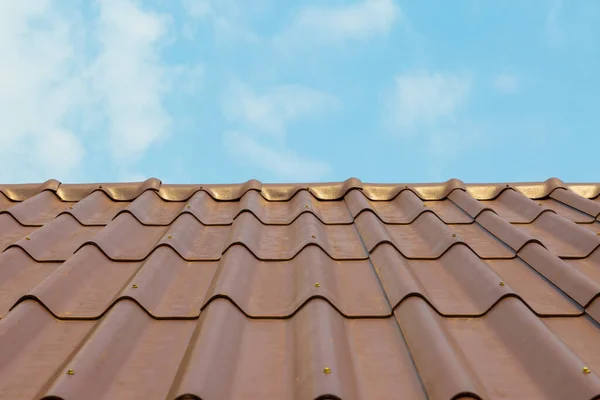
[0,178,600,400]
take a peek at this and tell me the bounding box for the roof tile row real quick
[2,298,600,400]
[2,242,599,321]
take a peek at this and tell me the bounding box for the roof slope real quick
[1,177,600,400]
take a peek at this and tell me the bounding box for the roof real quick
[1,177,600,400]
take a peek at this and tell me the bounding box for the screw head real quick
[67,369,75,375]
[323,367,331,374]
[305,204,309,208]
[583,366,591,374]
[98,185,103,189]
[167,234,172,239]
[505,184,509,188]
[596,232,600,236]
[499,281,505,287]
[25,236,30,241]
[187,205,191,209]
[69,205,73,210]
[311,235,317,239]
[314,283,321,288]
[132,284,138,289]
[451,233,457,238]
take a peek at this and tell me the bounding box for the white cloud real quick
[0,1,86,182]
[91,0,172,163]
[221,80,340,138]
[0,0,189,183]
[183,0,211,19]
[277,0,400,46]
[223,131,330,180]
[220,80,338,179]
[545,0,564,45]
[493,73,519,94]
[387,71,471,135]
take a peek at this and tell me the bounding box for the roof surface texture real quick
[1,177,600,400]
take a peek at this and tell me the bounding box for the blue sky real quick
[1,0,599,184]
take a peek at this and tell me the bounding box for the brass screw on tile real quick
[404,185,408,189]
[451,233,457,238]
[583,366,591,374]
[132,284,138,289]
[67,369,75,375]
[314,283,321,288]
[25,236,30,241]
[596,232,600,236]
[323,367,331,374]
[305,204,309,208]
[505,184,509,188]
[167,234,172,239]
[499,281,506,287]
[538,202,542,206]
[69,206,73,210]
[423,203,428,207]
[311,235,317,239]
[187,205,191,209]
[99,185,103,189]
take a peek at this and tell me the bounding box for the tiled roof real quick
[1,177,600,400]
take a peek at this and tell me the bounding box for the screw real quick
[323,367,331,374]
[99,185,103,189]
[167,234,172,239]
[132,284,138,289]
[499,281,505,286]
[69,205,73,210]
[25,236,30,240]
[423,203,428,207]
[505,184,509,188]
[314,283,321,288]
[583,366,591,374]
[305,204,309,208]
[67,369,75,375]
[451,233,456,238]
[311,235,317,239]
[538,202,542,206]
[187,205,191,209]
[404,185,408,189]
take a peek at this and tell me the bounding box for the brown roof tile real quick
[1,178,600,400]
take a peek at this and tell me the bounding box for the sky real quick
[1,0,599,184]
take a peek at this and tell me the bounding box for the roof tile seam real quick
[348,214,432,398]
[549,191,600,219]
[111,207,353,227]
[3,292,595,324]
[369,240,517,261]
[450,195,549,255]
[452,196,600,306]
[0,211,46,227]
[353,206,474,225]
[71,239,368,264]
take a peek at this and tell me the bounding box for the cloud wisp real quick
[221,80,339,180]
[386,71,471,136]
[493,73,519,94]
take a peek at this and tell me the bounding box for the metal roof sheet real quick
[0,177,600,400]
